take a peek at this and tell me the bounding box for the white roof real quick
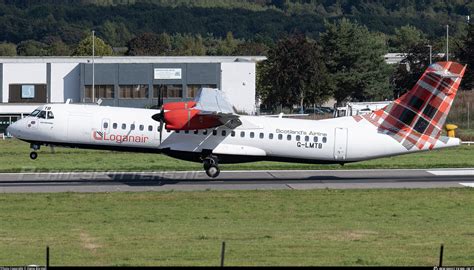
[0,56,267,64]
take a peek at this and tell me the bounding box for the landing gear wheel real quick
[30,151,38,160]
[205,165,220,178]
[202,155,219,178]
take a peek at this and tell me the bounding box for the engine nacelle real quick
[164,108,221,130]
[163,101,196,111]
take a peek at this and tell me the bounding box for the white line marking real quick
[427,170,474,176]
[0,168,470,175]
[459,183,474,187]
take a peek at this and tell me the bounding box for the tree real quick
[73,35,113,56]
[0,42,17,56]
[42,36,71,56]
[48,40,71,56]
[216,32,238,55]
[126,32,171,56]
[456,23,474,90]
[320,19,392,104]
[17,40,49,56]
[99,20,133,47]
[234,41,269,56]
[172,34,206,56]
[391,43,441,97]
[390,25,427,52]
[258,35,331,111]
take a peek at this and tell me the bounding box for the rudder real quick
[358,61,466,150]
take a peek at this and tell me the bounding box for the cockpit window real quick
[30,109,41,117]
[37,111,46,119]
[47,111,54,119]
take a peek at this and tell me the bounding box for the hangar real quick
[0,56,264,134]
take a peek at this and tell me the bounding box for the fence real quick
[446,90,474,141]
[1,243,449,268]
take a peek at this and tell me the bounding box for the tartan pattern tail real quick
[357,61,466,150]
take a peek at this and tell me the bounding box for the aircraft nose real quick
[6,121,19,137]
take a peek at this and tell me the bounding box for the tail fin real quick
[359,61,466,150]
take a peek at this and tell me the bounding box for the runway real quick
[0,168,473,193]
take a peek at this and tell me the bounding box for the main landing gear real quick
[30,143,40,160]
[203,155,220,178]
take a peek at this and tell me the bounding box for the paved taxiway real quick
[0,168,473,193]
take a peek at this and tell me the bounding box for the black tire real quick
[203,156,217,170]
[30,152,38,160]
[205,165,220,178]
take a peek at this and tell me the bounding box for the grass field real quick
[1,139,474,172]
[0,189,473,266]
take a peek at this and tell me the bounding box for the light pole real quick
[426,45,432,65]
[92,30,95,103]
[446,25,449,61]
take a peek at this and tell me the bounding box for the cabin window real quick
[269,133,274,139]
[122,123,126,130]
[212,130,217,136]
[103,122,108,129]
[250,132,255,138]
[176,130,180,133]
[231,131,236,137]
[194,130,198,134]
[322,137,327,143]
[47,111,54,119]
[37,111,46,119]
[113,123,117,129]
[240,131,245,138]
[130,124,135,130]
[140,125,144,131]
[259,133,264,139]
[287,135,292,141]
[296,135,300,141]
[148,125,153,131]
[29,109,40,117]
[314,136,318,142]
[185,130,189,134]
[222,130,226,136]
[305,136,309,142]
[278,134,283,140]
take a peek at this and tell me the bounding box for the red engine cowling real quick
[164,108,221,130]
[163,101,196,111]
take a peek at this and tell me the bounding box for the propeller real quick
[151,87,165,143]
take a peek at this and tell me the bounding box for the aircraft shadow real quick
[0,173,468,187]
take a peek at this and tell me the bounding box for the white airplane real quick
[7,61,466,178]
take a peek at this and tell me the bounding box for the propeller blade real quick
[159,118,163,143]
[151,107,165,144]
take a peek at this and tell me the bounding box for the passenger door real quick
[334,127,348,161]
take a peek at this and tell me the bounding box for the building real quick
[0,56,265,134]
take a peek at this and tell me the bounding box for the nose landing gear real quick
[203,155,220,178]
[29,151,38,160]
[30,143,40,160]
